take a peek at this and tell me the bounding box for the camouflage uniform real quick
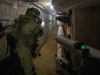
[7,8,43,75]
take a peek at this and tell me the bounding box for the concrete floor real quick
[33,26,69,75]
[33,26,58,75]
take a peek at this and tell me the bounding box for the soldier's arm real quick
[37,25,43,37]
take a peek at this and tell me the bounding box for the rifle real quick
[36,17,42,24]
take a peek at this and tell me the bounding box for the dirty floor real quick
[33,26,69,75]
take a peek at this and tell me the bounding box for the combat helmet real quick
[26,7,40,17]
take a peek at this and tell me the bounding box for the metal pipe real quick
[57,25,75,74]
[0,21,14,29]
[56,16,70,23]
[57,25,70,66]
[56,35,100,58]
[57,44,70,65]
[0,21,14,39]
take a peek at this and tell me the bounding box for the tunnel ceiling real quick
[38,0,56,14]
[39,0,52,5]
[24,0,56,15]
[23,0,39,2]
[52,0,100,12]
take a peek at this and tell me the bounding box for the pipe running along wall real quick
[56,35,100,58]
[57,25,75,73]
[0,21,14,39]
[57,25,69,65]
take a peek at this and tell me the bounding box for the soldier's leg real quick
[17,46,36,75]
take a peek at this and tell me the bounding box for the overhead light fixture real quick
[41,21,45,27]
[51,5,54,9]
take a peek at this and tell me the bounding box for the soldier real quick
[6,7,43,75]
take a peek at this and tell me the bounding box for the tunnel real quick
[0,0,100,75]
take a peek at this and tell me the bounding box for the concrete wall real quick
[0,0,56,61]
